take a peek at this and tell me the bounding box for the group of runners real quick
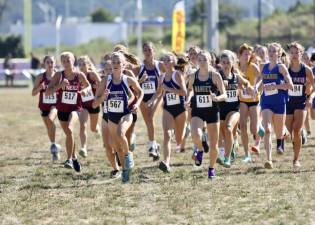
[32,41,315,183]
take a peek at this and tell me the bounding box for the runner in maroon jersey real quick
[46,52,90,172]
[32,55,61,162]
[77,55,101,158]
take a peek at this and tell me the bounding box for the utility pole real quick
[206,0,219,52]
[136,0,143,58]
[257,0,262,44]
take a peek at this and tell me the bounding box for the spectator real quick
[30,52,41,84]
[3,54,14,87]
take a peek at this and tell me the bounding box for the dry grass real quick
[0,88,315,225]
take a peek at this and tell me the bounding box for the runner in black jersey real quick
[186,51,227,179]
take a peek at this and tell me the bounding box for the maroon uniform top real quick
[56,71,82,112]
[82,72,97,108]
[38,72,57,111]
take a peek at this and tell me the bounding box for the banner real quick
[172,0,185,54]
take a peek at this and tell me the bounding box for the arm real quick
[212,71,227,102]
[146,75,163,107]
[45,72,62,96]
[305,66,314,96]
[78,72,91,96]
[185,73,194,104]
[31,74,44,96]
[89,71,102,89]
[92,77,108,108]
[278,64,293,90]
[128,76,144,112]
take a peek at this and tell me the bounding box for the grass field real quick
[0,88,315,225]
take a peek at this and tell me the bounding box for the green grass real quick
[0,88,315,225]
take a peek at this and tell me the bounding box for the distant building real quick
[10,22,128,48]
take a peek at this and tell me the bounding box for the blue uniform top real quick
[288,64,307,104]
[138,61,160,101]
[261,63,288,106]
[106,75,131,117]
[162,71,185,109]
[312,66,315,76]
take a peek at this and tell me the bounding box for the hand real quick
[306,97,312,108]
[184,100,190,109]
[139,74,148,84]
[102,89,110,101]
[211,93,218,102]
[130,103,139,112]
[39,82,45,91]
[223,80,228,88]
[146,99,154,108]
[246,86,255,96]
[61,79,69,90]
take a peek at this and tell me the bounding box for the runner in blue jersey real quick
[186,50,227,179]
[256,43,293,169]
[93,52,143,183]
[132,42,166,160]
[148,52,187,172]
[286,42,314,170]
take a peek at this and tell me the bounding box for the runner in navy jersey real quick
[132,42,166,160]
[77,55,102,158]
[217,50,253,168]
[93,52,143,183]
[255,43,293,169]
[286,42,314,169]
[186,50,227,179]
[46,52,90,172]
[32,56,61,161]
[147,52,187,172]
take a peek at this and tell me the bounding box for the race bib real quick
[108,99,124,113]
[226,90,238,102]
[196,95,212,108]
[62,91,78,105]
[288,84,303,97]
[264,82,278,96]
[166,93,180,106]
[241,89,252,99]
[81,87,94,102]
[142,81,156,94]
[43,93,57,104]
[103,100,107,113]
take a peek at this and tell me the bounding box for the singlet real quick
[191,69,219,110]
[81,72,97,108]
[56,71,82,112]
[261,63,287,105]
[106,74,132,116]
[239,62,260,102]
[138,60,160,101]
[219,70,239,105]
[162,71,185,108]
[38,72,57,111]
[288,64,307,104]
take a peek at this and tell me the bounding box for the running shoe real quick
[64,159,73,169]
[241,155,252,163]
[223,157,231,168]
[208,167,216,179]
[110,170,121,179]
[79,148,87,158]
[195,151,203,166]
[230,144,237,162]
[122,169,130,183]
[307,131,311,138]
[124,153,134,170]
[50,143,58,154]
[129,133,136,151]
[216,156,224,165]
[264,161,273,169]
[202,132,209,153]
[184,124,190,139]
[276,147,284,155]
[159,161,171,173]
[72,158,81,172]
[251,145,260,156]
[258,124,265,138]
[151,144,160,161]
[293,160,301,170]
[52,152,60,162]
[301,129,307,145]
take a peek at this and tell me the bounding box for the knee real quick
[225,125,233,134]
[64,126,73,136]
[116,129,126,140]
